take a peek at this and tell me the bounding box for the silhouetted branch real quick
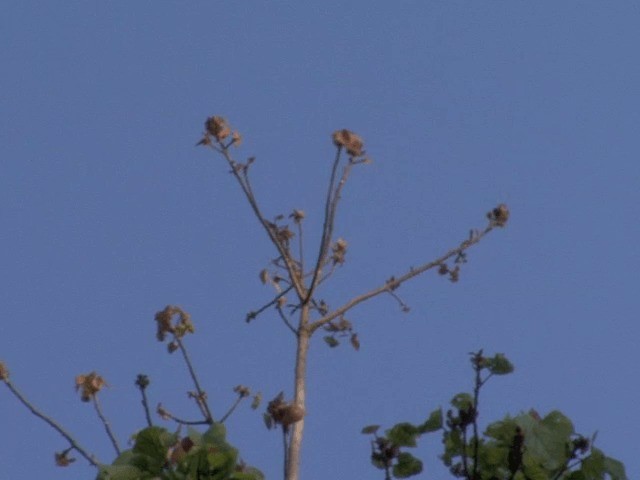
[246,286,294,323]
[92,395,120,456]
[135,374,153,428]
[219,394,247,424]
[213,143,307,299]
[307,146,343,303]
[176,337,214,423]
[276,304,298,335]
[2,379,100,466]
[310,224,496,333]
[157,404,210,425]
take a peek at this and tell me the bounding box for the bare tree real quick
[197,116,509,480]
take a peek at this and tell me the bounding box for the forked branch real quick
[310,223,499,333]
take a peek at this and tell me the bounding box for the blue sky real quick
[1,2,639,479]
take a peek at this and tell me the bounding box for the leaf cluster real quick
[97,424,263,480]
[364,352,626,480]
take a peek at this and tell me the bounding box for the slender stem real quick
[461,426,470,478]
[384,463,392,480]
[138,386,153,428]
[246,286,294,323]
[176,337,214,423]
[323,162,354,257]
[297,220,304,276]
[217,145,306,299]
[306,147,342,302]
[219,395,244,423]
[160,407,210,425]
[92,395,120,456]
[472,361,482,478]
[3,380,100,466]
[310,224,495,333]
[277,305,298,335]
[283,426,290,480]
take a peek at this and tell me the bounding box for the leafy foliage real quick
[96,424,263,480]
[364,352,627,480]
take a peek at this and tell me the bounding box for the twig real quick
[2,380,100,466]
[176,337,214,423]
[296,220,304,276]
[135,375,153,428]
[246,286,294,323]
[216,145,306,299]
[471,351,483,479]
[218,402,241,425]
[306,147,343,303]
[218,395,245,424]
[461,426,470,478]
[92,395,121,456]
[317,261,339,287]
[282,426,289,480]
[310,224,495,333]
[387,290,410,312]
[159,408,210,426]
[276,305,298,335]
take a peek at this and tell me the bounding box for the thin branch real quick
[282,426,290,480]
[324,161,355,255]
[387,289,410,312]
[296,220,304,275]
[277,305,298,335]
[246,286,293,323]
[135,375,153,428]
[306,147,343,303]
[219,395,245,424]
[316,260,339,287]
[461,426,470,478]
[2,380,100,466]
[92,395,121,456]
[472,359,482,479]
[216,145,306,299]
[176,337,214,423]
[310,224,495,333]
[141,390,153,427]
[159,407,210,426]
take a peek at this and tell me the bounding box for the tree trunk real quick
[285,309,311,480]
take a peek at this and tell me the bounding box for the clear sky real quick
[1,2,638,479]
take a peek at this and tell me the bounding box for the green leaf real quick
[206,449,238,477]
[521,454,551,480]
[485,416,518,444]
[564,471,587,480]
[95,464,145,480]
[202,422,228,445]
[187,426,203,444]
[513,410,574,470]
[440,429,463,466]
[450,393,473,410]
[109,450,136,466]
[323,336,339,348]
[580,447,606,478]
[361,425,380,435]
[419,408,442,433]
[387,423,420,447]
[131,426,177,474]
[251,392,262,410]
[371,451,388,470]
[485,353,514,375]
[479,443,507,468]
[392,452,423,478]
[230,466,265,480]
[604,455,628,480]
